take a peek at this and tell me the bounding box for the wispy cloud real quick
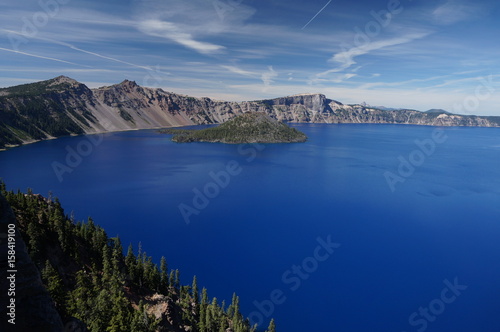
[432,0,482,25]
[328,32,430,72]
[359,74,452,89]
[261,66,278,87]
[138,19,225,55]
[220,65,258,77]
[309,72,357,85]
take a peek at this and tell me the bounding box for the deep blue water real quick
[1,124,500,332]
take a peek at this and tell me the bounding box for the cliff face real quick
[1,76,499,149]
[0,193,64,332]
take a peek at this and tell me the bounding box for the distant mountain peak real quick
[425,109,451,114]
[118,79,139,87]
[289,93,325,97]
[50,75,80,86]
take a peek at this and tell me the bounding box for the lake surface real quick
[1,124,499,332]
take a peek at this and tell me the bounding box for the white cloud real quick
[220,65,258,77]
[432,1,480,25]
[138,19,225,55]
[261,66,278,87]
[328,32,430,72]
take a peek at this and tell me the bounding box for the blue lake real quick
[1,124,499,332]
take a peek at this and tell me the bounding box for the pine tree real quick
[26,221,42,262]
[160,256,168,293]
[266,319,276,332]
[41,260,66,315]
[107,289,131,332]
[228,292,240,319]
[67,270,95,325]
[174,269,181,290]
[169,270,175,291]
[192,275,199,305]
[111,236,123,273]
[125,243,137,282]
[198,287,209,332]
[102,244,112,283]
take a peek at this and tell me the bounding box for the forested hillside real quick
[0,182,275,332]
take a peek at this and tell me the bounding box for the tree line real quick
[1,181,276,332]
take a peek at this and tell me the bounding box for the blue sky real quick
[1,0,500,115]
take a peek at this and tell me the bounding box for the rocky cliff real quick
[1,76,499,149]
[0,193,64,332]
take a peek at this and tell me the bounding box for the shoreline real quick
[2,121,500,152]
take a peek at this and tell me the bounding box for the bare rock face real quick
[0,193,64,332]
[1,76,499,149]
[146,293,186,332]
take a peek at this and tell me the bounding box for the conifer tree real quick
[169,270,175,291]
[125,243,137,282]
[41,260,66,315]
[159,256,168,293]
[266,319,276,332]
[107,289,131,332]
[192,275,199,305]
[102,244,112,283]
[199,287,209,332]
[111,236,123,273]
[27,221,42,262]
[174,269,181,290]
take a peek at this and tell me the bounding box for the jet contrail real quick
[0,47,88,67]
[302,0,333,30]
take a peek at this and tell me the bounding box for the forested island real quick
[0,183,276,332]
[159,112,307,143]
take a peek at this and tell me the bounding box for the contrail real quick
[302,0,333,30]
[0,47,88,67]
[1,29,156,72]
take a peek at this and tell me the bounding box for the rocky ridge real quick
[1,76,499,149]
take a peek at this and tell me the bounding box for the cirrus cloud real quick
[138,19,225,55]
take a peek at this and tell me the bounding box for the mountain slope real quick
[1,76,499,149]
[0,184,271,332]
